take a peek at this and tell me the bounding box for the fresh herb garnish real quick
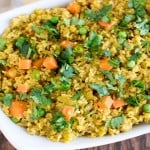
[60,63,78,78]
[72,90,83,101]
[107,115,125,129]
[84,5,112,21]
[3,93,13,106]
[102,71,116,85]
[126,96,139,106]
[135,17,150,36]
[90,84,109,97]
[42,19,60,40]
[109,58,120,68]
[132,80,145,91]
[15,37,36,58]
[57,46,75,65]
[120,14,136,27]
[30,88,52,105]
[19,93,27,100]
[50,112,70,132]
[31,106,46,120]
[84,31,103,56]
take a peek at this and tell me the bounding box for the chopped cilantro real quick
[50,112,70,132]
[72,90,83,101]
[132,80,145,91]
[109,58,120,68]
[102,71,116,85]
[84,5,112,21]
[135,17,150,36]
[60,63,78,78]
[126,96,139,106]
[90,84,109,97]
[84,31,103,55]
[57,46,75,65]
[15,37,36,59]
[3,93,13,106]
[30,88,52,105]
[107,115,125,129]
[31,106,46,120]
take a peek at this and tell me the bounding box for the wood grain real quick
[0,131,150,150]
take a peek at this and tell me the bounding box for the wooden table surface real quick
[0,131,150,150]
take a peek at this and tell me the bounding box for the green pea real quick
[50,16,59,24]
[118,31,127,39]
[74,45,84,53]
[143,104,150,113]
[127,60,135,68]
[31,69,40,80]
[38,108,46,117]
[79,27,87,35]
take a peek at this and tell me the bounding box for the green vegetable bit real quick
[60,63,78,78]
[50,112,70,132]
[84,5,112,21]
[0,38,6,51]
[31,69,40,80]
[127,60,136,68]
[90,84,109,97]
[31,106,46,120]
[126,96,139,106]
[30,88,52,105]
[109,58,120,68]
[79,27,87,35]
[132,80,145,91]
[108,115,125,129]
[15,36,36,58]
[118,31,127,44]
[72,90,83,101]
[143,104,150,113]
[3,93,13,106]
[120,14,135,26]
[74,45,84,54]
[50,16,59,24]
[0,59,6,66]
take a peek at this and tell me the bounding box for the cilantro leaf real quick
[57,46,75,65]
[72,90,83,101]
[30,106,46,120]
[42,19,60,40]
[90,84,109,97]
[109,58,120,68]
[135,17,150,36]
[84,5,112,21]
[102,71,116,85]
[115,74,126,85]
[132,80,145,91]
[108,115,125,129]
[15,37,35,58]
[60,63,78,78]
[126,96,139,106]
[3,93,13,106]
[30,88,52,105]
[120,14,136,27]
[50,112,70,132]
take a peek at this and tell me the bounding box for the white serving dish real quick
[0,0,150,149]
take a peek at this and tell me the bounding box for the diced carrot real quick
[99,58,113,71]
[17,84,28,93]
[62,106,75,121]
[19,59,32,70]
[60,40,75,49]
[98,21,115,30]
[33,58,43,68]
[9,101,27,119]
[43,56,58,69]
[113,98,125,108]
[67,2,81,15]
[97,96,114,109]
[5,68,17,79]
